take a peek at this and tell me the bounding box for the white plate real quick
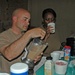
[34,56,46,72]
[0,73,10,75]
[69,60,75,67]
[71,60,75,65]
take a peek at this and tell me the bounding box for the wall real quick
[0,0,75,42]
[28,0,75,42]
[0,0,28,32]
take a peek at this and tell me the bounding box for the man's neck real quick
[11,27,21,35]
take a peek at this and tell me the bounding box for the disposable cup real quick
[51,52,60,63]
[55,60,68,74]
[47,22,55,33]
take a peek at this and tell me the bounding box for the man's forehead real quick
[23,13,30,19]
[19,11,30,19]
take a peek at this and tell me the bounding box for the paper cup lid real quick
[10,62,28,73]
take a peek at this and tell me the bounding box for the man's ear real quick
[12,16,17,22]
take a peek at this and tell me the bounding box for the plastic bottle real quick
[64,45,71,62]
[44,56,54,75]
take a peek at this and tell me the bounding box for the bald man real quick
[0,8,46,73]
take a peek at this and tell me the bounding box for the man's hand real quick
[34,53,43,63]
[26,28,46,39]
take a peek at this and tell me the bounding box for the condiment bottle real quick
[44,56,53,75]
[64,45,71,62]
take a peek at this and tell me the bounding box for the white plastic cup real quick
[51,52,60,63]
[47,22,55,33]
[55,60,68,74]
[10,62,28,75]
[52,51,64,59]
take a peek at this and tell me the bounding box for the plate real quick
[0,73,9,75]
[71,60,75,65]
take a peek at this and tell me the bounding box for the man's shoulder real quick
[0,28,11,36]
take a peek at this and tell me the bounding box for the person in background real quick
[0,8,46,73]
[41,8,61,56]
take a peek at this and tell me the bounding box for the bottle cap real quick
[64,45,71,49]
[46,56,52,60]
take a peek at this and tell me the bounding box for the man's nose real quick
[26,20,30,25]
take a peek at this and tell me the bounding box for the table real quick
[36,56,75,75]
